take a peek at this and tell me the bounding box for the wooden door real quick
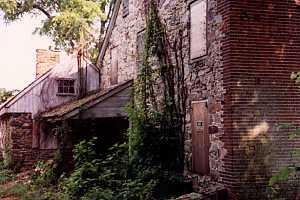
[192,101,210,175]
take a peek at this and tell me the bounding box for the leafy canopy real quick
[0,88,15,104]
[0,0,108,50]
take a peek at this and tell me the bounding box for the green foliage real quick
[73,137,97,167]
[0,169,14,184]
[0,0,108,51]
[59,137,167,200]
[128,0,186,174]
[0,88,15,104]
[291,72,300,86]
[0,184,30,199]
[267,123,300,199]
[269,168,293,186]
[3,147,13,170]
[32,150,65,187]
[0,161,15,184]
[126,1,190,199]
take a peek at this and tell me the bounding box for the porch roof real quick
[41,80,133,122]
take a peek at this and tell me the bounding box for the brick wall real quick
[222,0,300,198]
[36,49,60,79]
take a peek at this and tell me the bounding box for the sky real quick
[0,14,53,90]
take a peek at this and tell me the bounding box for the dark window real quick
[123,0,129,17]
[57,79,75,95]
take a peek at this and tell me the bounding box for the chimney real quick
[36,49,60,79]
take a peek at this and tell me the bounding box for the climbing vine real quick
[128,0,187,174]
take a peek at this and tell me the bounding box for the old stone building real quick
[0,0,299,198]
[96,0,300,198]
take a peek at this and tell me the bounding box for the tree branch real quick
[32,4,51,19]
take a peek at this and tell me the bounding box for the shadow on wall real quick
[227,0,300,199]
[237,121,273,199]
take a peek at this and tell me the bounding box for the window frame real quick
[56,78,76,96]
[189,0,208,62]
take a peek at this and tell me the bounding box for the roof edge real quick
[96,0,122,67]
[42,79,133,122]
[0,69,52,116]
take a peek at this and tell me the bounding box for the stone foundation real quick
[1,113,35,170]
[0,113,71,171]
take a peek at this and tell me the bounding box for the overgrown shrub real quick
[0,161,15,184]
[59,137,173,200]
[31,149,66,187]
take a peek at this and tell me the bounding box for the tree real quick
[0,88,15,104]
[0,0,108,61]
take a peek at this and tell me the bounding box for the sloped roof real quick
[0,52,98,117]
[96,0,122,67]
[0,69,52,116]
[41,80,133,121]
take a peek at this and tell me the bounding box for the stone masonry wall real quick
[101,0,146,89]
[185,0,226,181]
[101,0,226,186]
[8,113,34,170]
[0,113,59,171]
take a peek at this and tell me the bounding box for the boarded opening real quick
[191,101,210,175]
[110,47,119,85]
[190,0,207,59]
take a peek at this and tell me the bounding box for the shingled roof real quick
[41,80,133,121]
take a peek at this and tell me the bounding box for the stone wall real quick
[6,113,34,170]
[101,0,146,89]
[101,0,225,185]
[0,113,61,171]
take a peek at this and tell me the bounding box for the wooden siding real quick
[3,58,99,117]
[77,86,130,119]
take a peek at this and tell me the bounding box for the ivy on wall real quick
[128,0,187,174]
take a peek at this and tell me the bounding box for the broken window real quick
[123,0,129,17]
[110,48,119,85]
[190,0,207,60]
[57,79,75,95]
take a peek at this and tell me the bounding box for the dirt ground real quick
[0,171,31,200]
